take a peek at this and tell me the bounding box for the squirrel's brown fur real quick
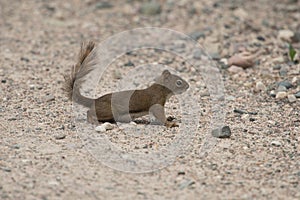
[63,41,189,127]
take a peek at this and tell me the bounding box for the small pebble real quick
[55,134,66,140]
[140,1,161,15]
[228,65,243,73]
[279,66,288,77]
[178,171,185,175]
[179,179,195,190]
[189,31,206,40]
[29,84,35,90]
[275,91,287,99]
[291,31,300,43]
[271,141,281,147]
[103,122,114,130]
[287,94,297,103]
[270,90,276,97]
[95,125,106,132]
[124,61,134,67]
[295,91,300,98]
[277,85,287,92]
[291,77,298,85]
[1,79,6,83]
[255,81,266,92]
[95,2,113,9]
[212,126,231,138]
[20,57,30,62]
[44,95,55,102]
[273,65,281,70]
[130,121,137,125]
[278,29,294,42]
[273,57,285,64]
[226,95,236,101]
[113,70,122,79]
[256,36,265,41]
[193,49,202,59]
[278,80,293,89]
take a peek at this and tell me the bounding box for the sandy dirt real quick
[0,0,299,199]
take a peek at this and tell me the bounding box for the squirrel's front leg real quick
[150,104,178,128]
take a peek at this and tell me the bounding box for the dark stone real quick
[295,91,300,98]
[1,80,6,83]
[256,36,265,41]
[178,171,185,175]
[124,61,134,67]
[212,126,231,138]
[249,118,256,122]
[20,57,30,62]
[278,80,293,89]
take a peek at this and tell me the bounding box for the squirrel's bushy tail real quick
[63,41,95,107]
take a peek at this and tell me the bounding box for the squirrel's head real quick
[155,70,189,94]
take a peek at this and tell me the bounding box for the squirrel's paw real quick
[165,121,179,128]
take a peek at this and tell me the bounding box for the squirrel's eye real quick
[176,80,183,87]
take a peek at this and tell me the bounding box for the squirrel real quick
[64,41,189,128]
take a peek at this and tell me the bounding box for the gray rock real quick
[189,31,206,40]
[278,80,293,89]
[295,91,300,98]
[140,1,161,15]
[273,65,281,70]
[291,32,300,43]
[95,2,113,9]
[210,52,221,60]
[277,85,287,92]
[212,126,231,138]
[279,66,288,77]
[255,81,266,92]
[44,94,55,102]
[193,49,202,59]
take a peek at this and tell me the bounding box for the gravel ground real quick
[0,0,299,199]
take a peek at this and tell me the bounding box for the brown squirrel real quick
[64,41,189,127]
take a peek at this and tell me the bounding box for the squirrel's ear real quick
[162,70,171,77]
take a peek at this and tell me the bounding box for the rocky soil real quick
[0,0,299,199]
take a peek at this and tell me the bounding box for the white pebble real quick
[275,91,287,99]
[288,94,297,103]
[278,29,294,42]
[255,81,266,92]
[95,125,106,132]
[103,122,114,130]
[271,141,281,147]
[291,77,298,84]
[130,121,137,125]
